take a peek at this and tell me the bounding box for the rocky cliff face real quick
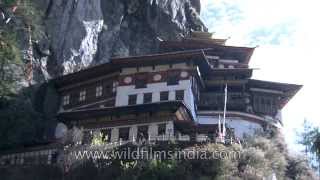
[37,0,206,78]
[0,0,207,148]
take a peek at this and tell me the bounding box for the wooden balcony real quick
[199,92,247,111]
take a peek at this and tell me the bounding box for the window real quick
[143,93,152,103]
[105,84,112,96]
[79,90,86,101]
[137,125,149,141]
[253,95,277,115]
[135,75,147,88]
[175,90,184,101]
[160,91,169,101]
[119,127,130,141]
[96,86,103,97]
[101,129,111,142]
[128,94,137,105]
[62,95,70,105]
[112,81,118,92]
[82,131,93,144]
[50,152,58,164]
[167,72,180,85]
[158,124,166,135]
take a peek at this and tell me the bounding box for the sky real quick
[200,0,320,152]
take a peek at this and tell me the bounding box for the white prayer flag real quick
[223,84,228,136]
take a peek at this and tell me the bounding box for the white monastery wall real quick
[115,79,196,117]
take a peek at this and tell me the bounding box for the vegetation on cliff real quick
[0,32,21,99]
[0,1,318,180]
[0,0,51,150]
[1,132,318,180]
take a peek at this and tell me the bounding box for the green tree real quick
[310,129,320,175]
[0,0,45,100]
[0,32,22,100]
[312,134,320,158]
[1,0,18,6]
[0,0,47,150]
[297,119,320,175]
[0,90,45,150]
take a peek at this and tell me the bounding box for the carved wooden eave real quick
[53,49,214,89]
[159,40,255,64]
[248,79,302,109]
[111,49,211,72]
[53,63,120,88]
[188,31,227,45]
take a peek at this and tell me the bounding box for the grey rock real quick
[55,122,68,139]
[0,0,207,144]
[40,0,207,77]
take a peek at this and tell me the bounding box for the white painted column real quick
[152,92,160,102]
[111,128,119,142]
[137,93,143,104]
[169,91,175,101]
[129,126,137,142]
[166,121,174,140]
[148,123,158,140]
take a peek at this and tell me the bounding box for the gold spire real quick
[188,31,227,45]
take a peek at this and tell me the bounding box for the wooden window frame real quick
[119,127,130,141]
[62,95,70,106]
[158,123,166,135]
[160,91,169,101]
[167,71,180,85]
[175,90,184,101]
[96,86,103,97]
[112,81,118,92]
[137,125,149,140]
[128,94,137,105]
[79,90,86,101]
[135,73,148,89]
[101,129,111,142]
[143,93,152,103]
